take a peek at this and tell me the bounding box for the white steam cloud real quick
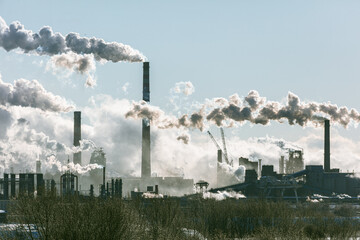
[0,16,146,62]
[47,52,96,87]
[45,155,103,174]
[0,75,73,112]
[203,191,246,201]
[1,93,360,187]
[126,90,360,130]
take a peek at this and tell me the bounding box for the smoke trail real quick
[47,52,95,75]
[0,75,73,112]
[126,91,360,130]
[125,100,205,130]
[72,139,97,153]
[0,16,145,62]
[44,154,103,174]
[203,191,246,201]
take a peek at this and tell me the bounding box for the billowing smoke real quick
[126,90,360,130]
[73,139,97,153]
[203,191,246,201]
[0,16,146,62]
[244,90,265,110]
[44,154,103,174]
[0,75,73,112]
[65,32,145,62]
[125,100,205,130]
[218,162,245,184]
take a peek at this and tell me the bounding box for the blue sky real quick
[1,1,360,177]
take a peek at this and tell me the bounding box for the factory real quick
[211,119,360,200]
[0,61,359,201]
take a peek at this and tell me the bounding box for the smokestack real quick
[73,111,82,165]
[141,62,151,178]
[258,159,262,178]
[279,156,285,174]
[103,167,106,186]
[324,119,330,172]
[217,149,222,163]
[36,160,41,174]
[217,150,222,187]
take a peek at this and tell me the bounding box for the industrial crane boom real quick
[220,128,230,164]
[207,131,221,150]
[207,130,230,165]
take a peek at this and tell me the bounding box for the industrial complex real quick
[0,62,359,201]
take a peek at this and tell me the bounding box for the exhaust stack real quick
[141,62,151,178]
[324,119,330,172]
[73,111,82,165]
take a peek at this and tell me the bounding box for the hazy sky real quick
[1,1,360,179]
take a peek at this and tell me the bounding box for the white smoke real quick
[0,16,145,62]
[142,192,164,198]
[0,75,73,112]
[47,52,97,87]
[125,100,205,130]
[171,81,195,96]
[48,52,95,74]
[126,90,360,130]
[72,139,97,153]
[1,88,360,188]
[44,154,103,174]
[202,191,246,201]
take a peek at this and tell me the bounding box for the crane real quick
[207,130,230,165]
[220,127,230,165]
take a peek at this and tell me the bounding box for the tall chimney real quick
[141,62,151,178]
[324,119,330,172]
[73,111,82,165]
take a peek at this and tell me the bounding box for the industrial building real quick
[122,62,194,197]
[210,119,360,200]
[1,61,359,201]
[0,173,44,199]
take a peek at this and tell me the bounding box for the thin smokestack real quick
[217,149,222,163]
[73,111,81,165]
[217,149,222,187]
[141,62,151,178]
[324,119,330,172]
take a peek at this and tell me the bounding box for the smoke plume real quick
[47,52,96,77]
[0,75,73,112]
[203,191,246,201]
[0,16,145,62]
[126,90,360,130]
[44,154,103,174]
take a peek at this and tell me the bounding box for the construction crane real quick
[207,130,230,165]
[220,128,230,165]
